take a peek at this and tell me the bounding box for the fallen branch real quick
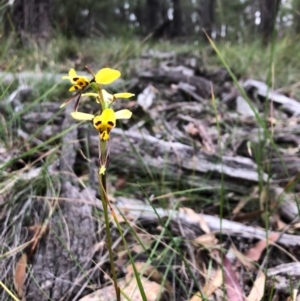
[114,196,300,246]
[88,128,268,195]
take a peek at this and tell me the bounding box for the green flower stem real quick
[111,214,147,301]
[98,85,105,109]
[98,140,120,301]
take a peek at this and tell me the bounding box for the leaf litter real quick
[1,51,300,300]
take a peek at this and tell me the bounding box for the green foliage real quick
[207,36,300,97]
[1,0,299,46]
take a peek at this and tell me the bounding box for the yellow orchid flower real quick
[71,108,132,140]
[60,67,125,110]
[82,90,135,104]
[95,68,121,85]
[62,68,90,92]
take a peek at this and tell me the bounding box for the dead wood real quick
[0,71,64,86]
[26,184,96,300]
[113,196,300,246]
[243,79,300,115]
[4,53,300,300]
[88,128,268,195]
[267,262,300,292]
[0,71,125,89]
[139,68,214,99]
[25,106,96,300]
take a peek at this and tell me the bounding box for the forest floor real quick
[1,37,300,301]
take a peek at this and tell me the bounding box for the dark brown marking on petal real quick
[95,121,102,126]
[79,82,83,86]
[73,77,79,81]
[74,86,79,90]
[107,121,114,126]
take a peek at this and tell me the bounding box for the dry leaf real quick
[246,272,265,301]
[137,85,156,110]
[259,188,268,212]
[245,233,279,262]
[283,172,300,193]
[78,277,167,301]
[116,250,129,269]
[185,123,199,136]
[126,262,172,294]
[223,256,244,301]
[189,268,223,301]
[131,232,153,254]
[232,188,258,216]
[14,253,27,298]
[180,207,200,222]
[267,117,276,127]
[193,233,218,248]
[179,208,211,233]
[291,289,298,301]
[231,244,255,270]
[115,176,127,190]
[232,198,250,215]
[27,225,49,256]
[293,222,300,230]
[203,268,223,296]
[270,213,287,231]
[110,212,128,224]
[198,213,210,234]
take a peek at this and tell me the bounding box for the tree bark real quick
[199,0,216,41]
[8,0,52,43]
[145,0,171,38]
[293,0,300,34]
[25,106,96,301]
[145,0,161,31]
[172,0,183,37]
[260,0,281,44]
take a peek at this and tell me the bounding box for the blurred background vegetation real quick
[0,0,296,46]
[0,0,299,88]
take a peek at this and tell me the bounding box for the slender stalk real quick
[0,281,20,301]
[98,140,120,301]
[112,214,147,301]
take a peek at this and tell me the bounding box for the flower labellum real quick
[93,109,116,141]
[93,108,132,140]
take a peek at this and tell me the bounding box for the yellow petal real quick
[113,92,135,99]
[62,69,89,84]
[71,112,94,121]
[82,92,98,98]
[69,86,78,92]
[99,108,116,124]
[115,109,132,120]
[62,68,76,80]
[95,68,121,85]
[69,68,76,77]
